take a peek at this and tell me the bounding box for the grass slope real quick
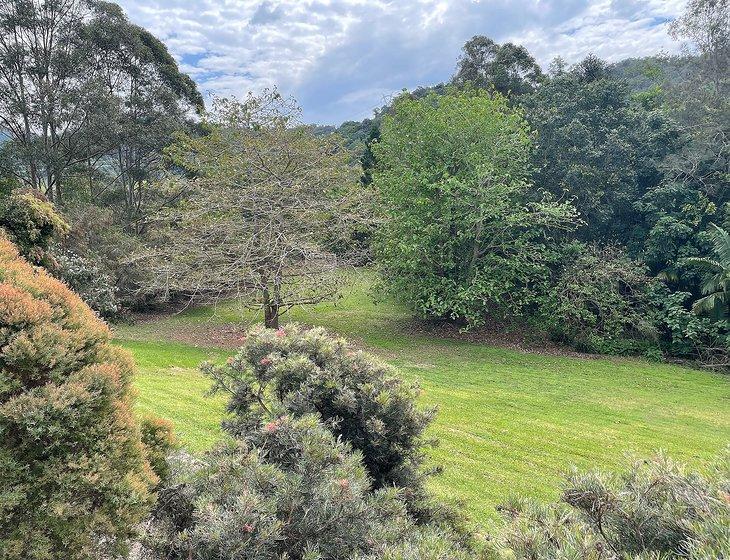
[114,273,730,525]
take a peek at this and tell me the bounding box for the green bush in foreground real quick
[203,324,437,513]
[490,450,730,559]
[143,415,472,560]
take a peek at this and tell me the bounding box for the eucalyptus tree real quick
[452,36,544,97]
[0,0,201,216]
[144,91,362,328]
[0,0,108,202]
[85,2,203,231]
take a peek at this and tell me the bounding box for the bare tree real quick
[142,91,363,328]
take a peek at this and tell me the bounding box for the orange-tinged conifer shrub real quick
[0,234,158,560]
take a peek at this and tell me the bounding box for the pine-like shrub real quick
[0,234,158,560]
[203,324,436,509]
[490,450,730,559]
[142,414,446,560]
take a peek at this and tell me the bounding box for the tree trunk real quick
[262,287,280,329]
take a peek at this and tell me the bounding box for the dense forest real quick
[0,0,728,559]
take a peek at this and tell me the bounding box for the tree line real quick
[0,0,727,367]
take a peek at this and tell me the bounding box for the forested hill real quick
[324,54,700,156]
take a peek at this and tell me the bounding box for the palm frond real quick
[708,223,730,264]
[692,293,719,314]
[683,257,722,273]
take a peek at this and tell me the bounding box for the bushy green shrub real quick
[142,415,471,560]
[203,324,436,510]
[490,450,730,559]
[536,244,659,354]
[61,203,151,311]
[0,234,159,560]
[650,287,730,366]
[0,189,69,268]
[55,250,121,319]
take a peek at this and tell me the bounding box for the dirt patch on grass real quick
[125,306,599,360]
[402,318,600,359]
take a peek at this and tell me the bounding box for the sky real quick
[115,0,688,125]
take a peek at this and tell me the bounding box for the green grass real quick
[114,272,730,526]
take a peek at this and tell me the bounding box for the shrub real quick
[651,287,730,367]
[0,189,69,269]
[203,324,436,511]
[0,234,158,560]
[140,416,177,484]
[55,250,121,319]
[536,244,659,354]
[61,203,154,312]
[142,415,469,560]
[490,450,730,559]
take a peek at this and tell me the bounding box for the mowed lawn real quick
[114,273,730,526]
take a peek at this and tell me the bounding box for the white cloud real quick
[114,0,688,123]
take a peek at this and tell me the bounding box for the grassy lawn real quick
[114,272,730,526]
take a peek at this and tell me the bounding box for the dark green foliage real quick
[143,415,472,560]
[373,88,577,327]
[650,287,729,365]
[360,123,380,186]
[684,224,730,317]
[491,450,730,559]
[536,244,658,355]
[203,324,436,507]
[525,55,680,244]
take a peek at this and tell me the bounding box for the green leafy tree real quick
[524,55,680,244]
[452,36,544,97]
[0,0,200,207]
[372,88,577,327]
[83,2,203,231]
